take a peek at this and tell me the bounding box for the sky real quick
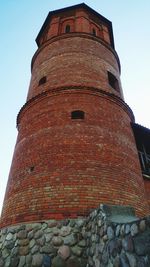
[0,0,150,214]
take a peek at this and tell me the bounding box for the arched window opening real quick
[71,110,85,120]
[65,25,71,33]
[107,71,120,92]
[92,28,96,36]
[38,76,47,86]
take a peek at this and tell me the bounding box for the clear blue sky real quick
[0,0,150,214]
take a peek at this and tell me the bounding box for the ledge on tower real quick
[100,204,138,223]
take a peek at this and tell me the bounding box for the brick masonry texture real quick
[0,4,150,228]
[28,35,122,101]
[1,88,149,227]
[144,179,150,208]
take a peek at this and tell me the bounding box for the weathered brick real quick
[0,4,149,228]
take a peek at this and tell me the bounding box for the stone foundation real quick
[0,205,150,266]
[0,218,87,267]
[85,205,150,267]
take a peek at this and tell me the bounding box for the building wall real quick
[144,179,150,209]
[1,5,149,228]
[29,35,121,101]
[1,88,149,227]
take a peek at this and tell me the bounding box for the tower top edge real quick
[36,3,114,49]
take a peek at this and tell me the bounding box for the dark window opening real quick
[138,145,150,175]
[138,147,150,176]
[108,71,120,92]
[39,76,46,86]
[28,166,34,173]
[71,110,85,120]
[131,123,150,177]
[92,28,96,36]
[65,25,70,33]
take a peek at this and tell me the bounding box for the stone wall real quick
[84,205,150,267]
[0,205,150,266]
[0,218,87,267]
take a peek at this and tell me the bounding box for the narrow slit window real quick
[71,110,85,120]
[107,71,120,92]
[65,25,70,33]
[92,28,96,36]
[38,76,46,86]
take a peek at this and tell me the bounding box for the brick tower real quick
[1,3,149,228]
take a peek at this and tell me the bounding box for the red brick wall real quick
[1,88,149,227]
[1,6,149,228]
[29,35,122,101]
[38,7,111,47]
[144,179,150,209]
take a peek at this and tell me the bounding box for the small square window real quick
[71,110,85,120]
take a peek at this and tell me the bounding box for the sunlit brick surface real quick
[1,4,149,228]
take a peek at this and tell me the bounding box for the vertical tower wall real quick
[144,180,150,208]
[1,4,149,228]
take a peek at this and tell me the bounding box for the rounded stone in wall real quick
[66,256,81,267]
[52,236,63,246]
[32,254,43,267]
[0,259,4,267]
[60,226,71,237]
[58,245,71,260]
[52,255,66,267]
[43,255,52,267]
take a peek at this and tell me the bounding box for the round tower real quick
[1,4,149,227]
